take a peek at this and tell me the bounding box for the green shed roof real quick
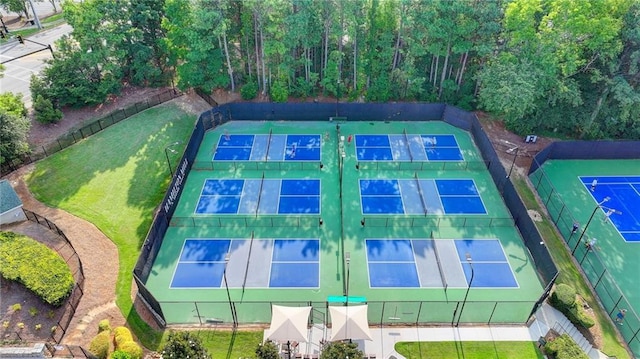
[0,179,23,214]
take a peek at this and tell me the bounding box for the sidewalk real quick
[265,302,612,359]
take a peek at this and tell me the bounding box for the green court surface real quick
[531,160,640,326]
[144,120,544,325]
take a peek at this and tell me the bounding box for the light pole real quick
[506,147,520,179]
[456,253,474,327]
[223,253,234,326]
[164,141,181,176]
[345,252,351,306]
[572,197,611,254]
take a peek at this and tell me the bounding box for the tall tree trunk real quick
[433,55,439,87]
[323,21,330,80]
[438,40,451,98]
[582,87,610,138]
[222,32,235,92]
[353,33,357,92]
[246,34,252,81]
[260,26,267,95]
[254,14,261,90]
[392,5,404,71]
[457,51,469,92]
[305,47,310,82]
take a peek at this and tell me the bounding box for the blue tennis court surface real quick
[171,238,320,288]
[359,179,486,215]
[580,176,640,242]
[214,134,321,161]
[196,178,321,214]
[365,239,517,288]
[355,134,463,161]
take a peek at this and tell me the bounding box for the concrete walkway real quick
[265,302,612,359]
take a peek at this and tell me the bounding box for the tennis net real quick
[264,128,273,161]
[414,172,428,215]
[255,172,265,217]
[403,128,414,162]
[431,230,447,292]
[242,231,254,292]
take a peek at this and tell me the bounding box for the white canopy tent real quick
[329,305,372,341]
[267,305,312,357]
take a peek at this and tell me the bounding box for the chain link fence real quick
[21,209,85,345]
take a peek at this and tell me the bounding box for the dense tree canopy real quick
[31,0,640,139]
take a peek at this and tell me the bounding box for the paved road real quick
[1,0,76,108]
[0,24,72,108]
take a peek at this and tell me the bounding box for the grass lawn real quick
[189,330,264,358]
[513,177,630,359]
[396,341,544,359]
[27,102,194,348]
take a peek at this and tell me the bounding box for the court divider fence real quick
[170,215,323,228]
[156,299,537,327]
[529,142,640,357]
[133,103,558,329]
[361,216,515,228]
[192,160,323,171]
[355,159,489,171]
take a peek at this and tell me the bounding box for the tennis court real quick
[359,178,486,215]
[145,120,544,324]
[580,176,640,242]
[531,160,640,332]
[355,134,463,161]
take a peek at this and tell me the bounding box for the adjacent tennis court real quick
[145,120,544,324]
[580,176,640,242]
[531,160,640,344]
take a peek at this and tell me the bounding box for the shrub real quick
[29,307,38,317]
[113,326,133,348]
[320,341,364,359]
[0,92,28,118]
[111,351,132,359]
[11,303,21,312]
[549,284,594,329]
[35,324,42,330]
[550,284,575,311]
[567,305,596,329]
[33,95,63,124]
[89,330,111,359]
[161,331,211,359]
[118,341,143,359]
[269,80,288,102]
[98,319,111,333]
[544,333,589,359]
[240,81,258,100]
[0,232,74,306]
[255,341,279,359]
